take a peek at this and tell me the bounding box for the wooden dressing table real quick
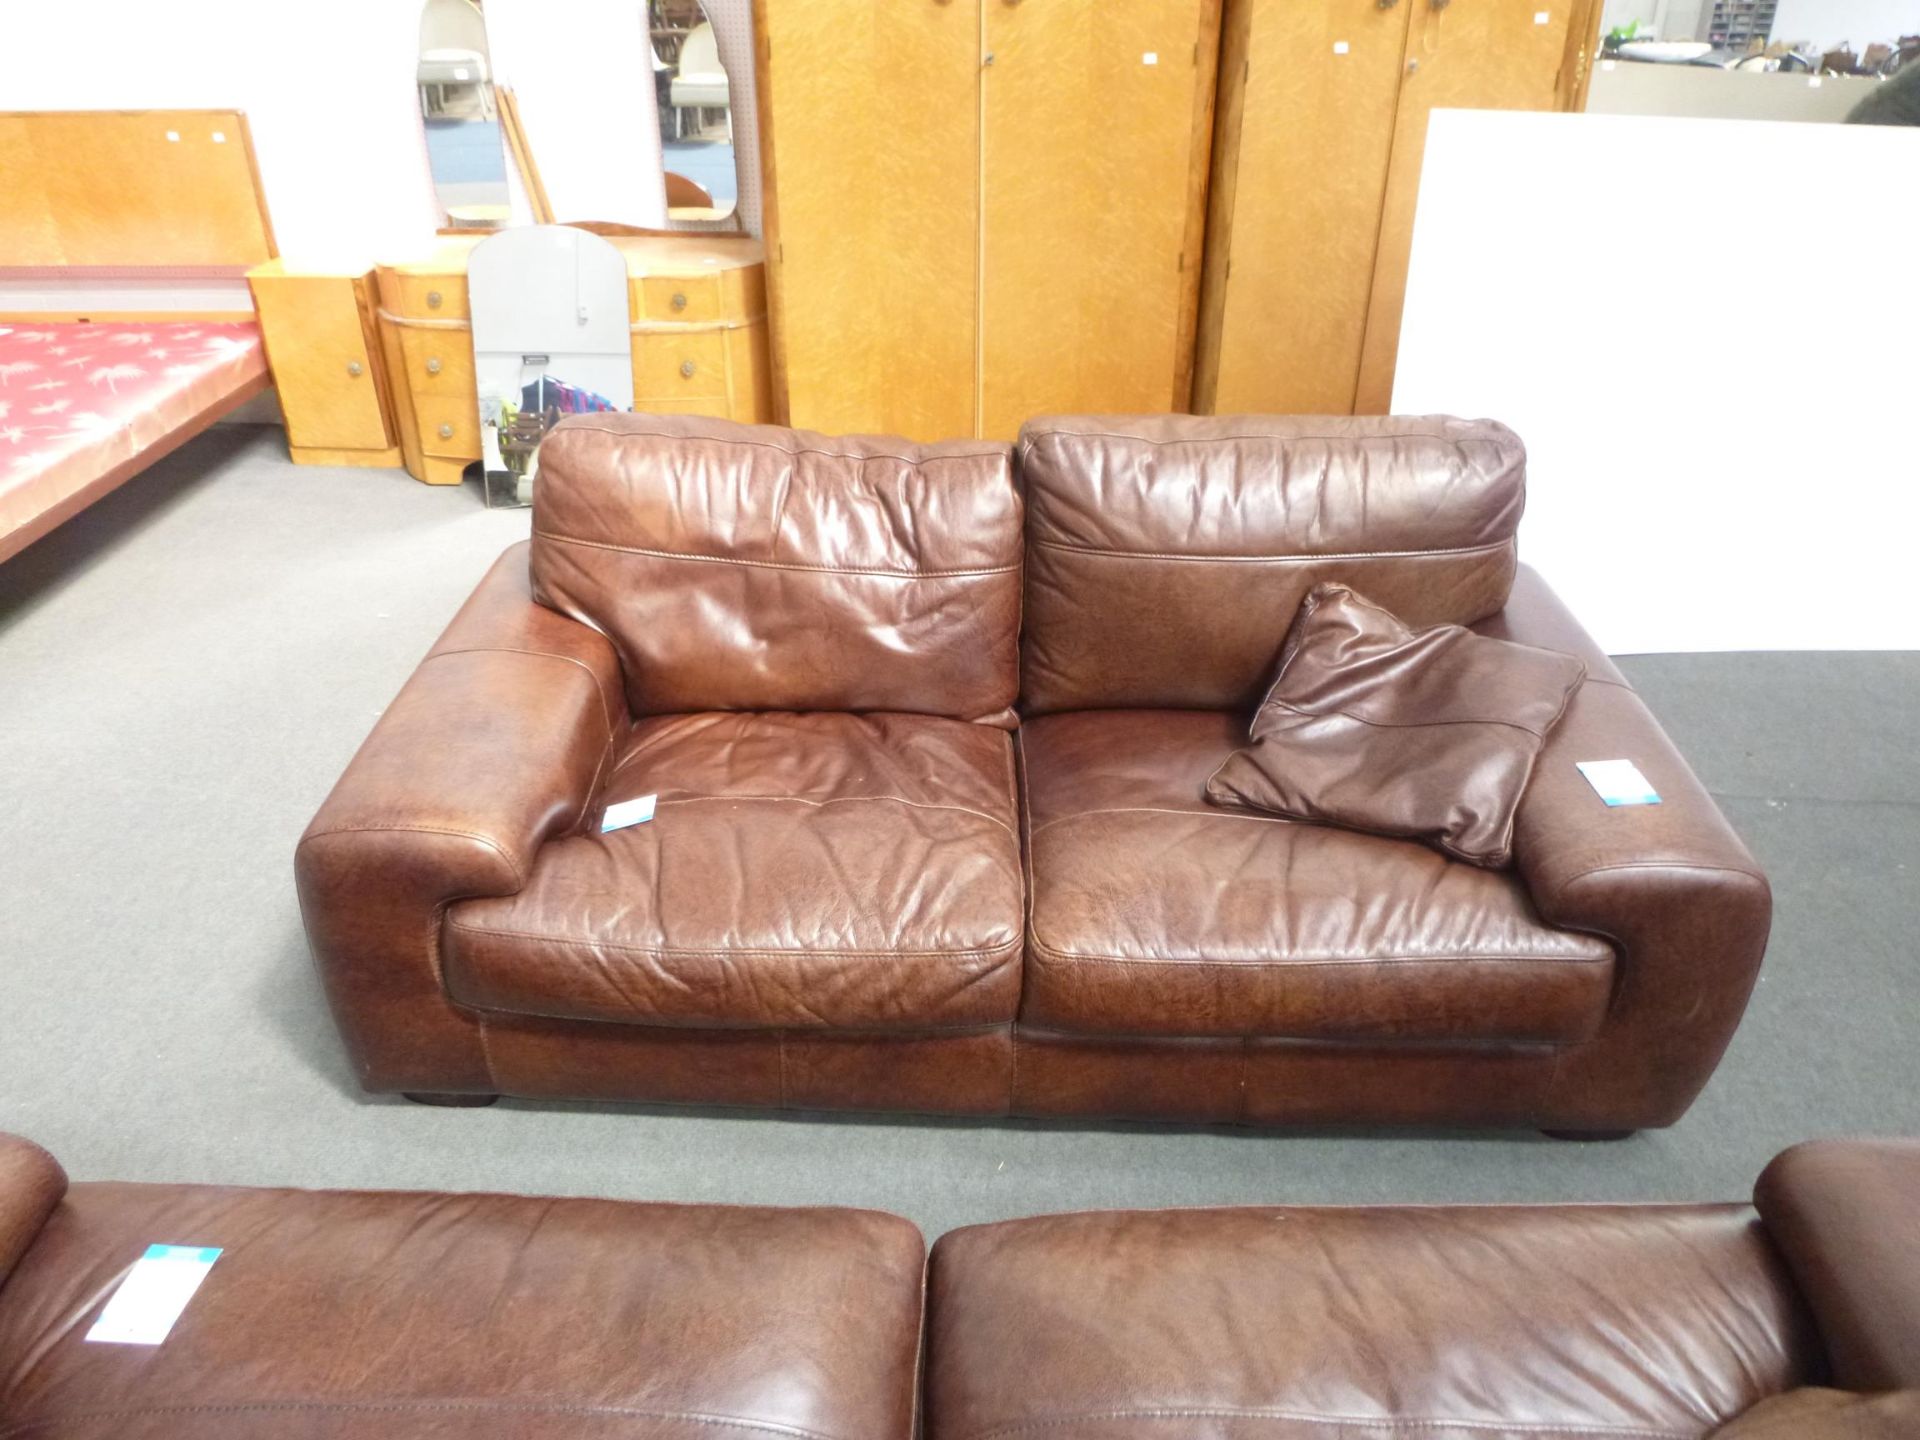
[374,233,772,486]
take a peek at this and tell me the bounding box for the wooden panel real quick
[1353,0,1599,413]
[248,271,391,451]
[0,111,274,271]
[1196,0,1411,416]
[756,0,980,440]
[726,321,775,422]
[979,0,1220,441]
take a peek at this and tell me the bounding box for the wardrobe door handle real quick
[426,357,443,375]
[670,292,689,311]
[426,290,443,309]
[680,360,697,378]
[438,423,455,439]
[346,361,363,378]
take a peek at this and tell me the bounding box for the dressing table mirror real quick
[649,0,740,227]
[416,0,510,229]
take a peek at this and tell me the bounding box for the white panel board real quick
[1392,108,1920,653]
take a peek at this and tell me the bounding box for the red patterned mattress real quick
[0,320,268,560]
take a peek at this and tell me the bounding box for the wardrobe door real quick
[978,0,1220,441]
[1194,0,1412,416]
[756,0,980,440]
[1352,0,1599,413]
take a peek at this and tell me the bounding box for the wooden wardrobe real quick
[1195,0,1600,417]
[755,0,1221,442]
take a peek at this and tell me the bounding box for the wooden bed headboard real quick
[0,109,277,278]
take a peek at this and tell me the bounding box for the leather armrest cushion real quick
[0,1134,67,1286]
[297,542,624,907]
[1755,1139,1920,1390]
[1488,569,1769,944]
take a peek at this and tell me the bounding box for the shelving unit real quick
[1705,0,1776,52]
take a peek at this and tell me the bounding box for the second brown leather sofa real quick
[296,413,1770,1133]
[3,1133,1914,1439]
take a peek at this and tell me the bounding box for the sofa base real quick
[355,1015,1705,1132]
[404,1091,501,1108]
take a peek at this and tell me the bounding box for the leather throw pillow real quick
[1206,582,1586,868]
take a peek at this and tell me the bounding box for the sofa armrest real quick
[1754,1139,1920,1390]
[1478,568,1771,1129]
[295,542,625,1095]
[0,1134,67,1287]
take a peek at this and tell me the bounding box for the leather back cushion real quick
[1018,414,1526,714]
[532,415,1023,721]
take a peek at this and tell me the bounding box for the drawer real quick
[396,323,477,395]
[414,395,482,460]
[381,270,469,321]
[638,274,724,323]
[632,332,728,399]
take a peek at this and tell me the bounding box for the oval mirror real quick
[650,0,739,225]
[418,0,510,229]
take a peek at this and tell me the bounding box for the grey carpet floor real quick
[2,426,1915,1239]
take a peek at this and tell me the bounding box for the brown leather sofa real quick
[3,1133,1914,1439]
[296,413,1770,1133]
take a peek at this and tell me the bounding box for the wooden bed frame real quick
[0,110,278,565]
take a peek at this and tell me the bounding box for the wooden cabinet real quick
[375,234,774,487]
[1196,0,1599,417]
[757,0,1220,442]
[246,261,401,468]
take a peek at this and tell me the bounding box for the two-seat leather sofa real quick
[296,413,1771,1133]
[3,1132,1914,1439]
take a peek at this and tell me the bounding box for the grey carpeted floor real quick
[2,426,1915,1238]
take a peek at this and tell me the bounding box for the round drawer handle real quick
[680,360,697,378]
[438,423,455,439]
[346,360,363,378]
[426,290,443,309]
[426,357,443,375]
[671,291,689,311]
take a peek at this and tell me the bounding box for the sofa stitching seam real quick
[444,918,1026,962]
[952,1408,1694,1440]
[535,530,1017,580]
[298,825,524,889]
[1027,537,1511,566]
[0,1401,846,1440]
[648,792,1019,841]
[1026,939,1611,970]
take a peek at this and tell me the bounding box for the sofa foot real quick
[1542,1128,1637,1141]
[403,1092,500,1108]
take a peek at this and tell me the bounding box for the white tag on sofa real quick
[1576,760,1661,807]
[86,1245,221,1345]
[601,793,657,832]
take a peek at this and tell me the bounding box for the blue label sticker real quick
[1577,759,1661,807]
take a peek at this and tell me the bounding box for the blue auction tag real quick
[1576,759,1661,807]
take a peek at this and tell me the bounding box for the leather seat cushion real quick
[446,711,1024,1031]
[1020,709,1616,1041]
[926,1201,1817,1440]
[0,1180,923,1440]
